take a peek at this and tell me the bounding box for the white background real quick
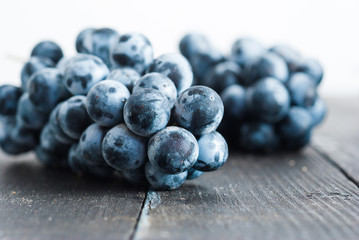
[0,0,358,97]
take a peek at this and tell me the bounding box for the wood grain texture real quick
[313,98,359,184]
[0,153,146,240]
[134,148,359,240]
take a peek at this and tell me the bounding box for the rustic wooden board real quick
[0,153,146,240]
[313,98,359,185]
[133,148,359,240]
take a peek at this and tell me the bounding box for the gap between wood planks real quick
[130,190,161,240]
[129,190,148,240]
[312,146,359,188]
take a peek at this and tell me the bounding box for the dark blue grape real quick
[246,77,290,123]
[220,84,247,121]
[278,107,313,140]
[218,84,247,144]
[27,68,70,113]
[102,123,147,171]
[308,97,327,127]
[124,88,171,137]
[58,96,93,139]
[86,80,130,127]
[87,28,119,68]
[31,40,63,64]
[36,123,71,168]
[106,67,140,92]
[35,146,69,168]
[239,122,280,153]
[148,126,199,174]
[39,124,71,154]
[122,164,148,186]
[282,131,311,151]
[21,56,55,90]
[111,33,153,74]
[68,143,113,178]
[244,52,289,85]
[203,61,242,93]
[174,86,224,136]
[1,135,33,155]
[179,33,211,60]
[231,38,266,67]
[269,44,301,72]
[145,162,188,190]
[148,53,193,95]
[9,123,39,149]
[48,103,76,144]
[189,49,225,84]
[63,54,109,95]
[186,168,204,180]
[0,116,15,144]
[68,143,87,175]
[16,93,48,130]
[193,131,228,172]
[76,28,95,53]
[0,85,22,116]
[78,123,110,167]
[294,58,323,86]
[287,73,317,107]
[132,73,177,107]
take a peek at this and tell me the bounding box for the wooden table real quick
[1,98,358,240]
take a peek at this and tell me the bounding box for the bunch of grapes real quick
[180,34,326,153]
[0,28,228,190]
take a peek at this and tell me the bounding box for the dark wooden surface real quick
[313,98,359,185]
[0,154,146,240]
[135,148,359,240]
[0,98,359,240]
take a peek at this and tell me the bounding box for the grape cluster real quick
[0,28,228,190]
[179,34,326,153]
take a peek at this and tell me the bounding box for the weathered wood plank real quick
[0,152,146,240]
[134,148,359,240]
[313,97,359,184]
